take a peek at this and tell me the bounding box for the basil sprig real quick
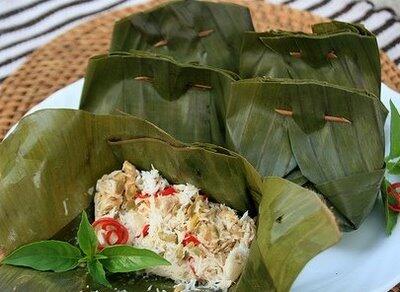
[1,212,170,287]
[382,101,400,235]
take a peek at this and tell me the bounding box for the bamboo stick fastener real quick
[198,29,214,38]
[192,84,212,90]
[289,51,302,58]
[326,51,338,60]
[275,108,351,124]
[134,76,211,90]
[154,39,168,47]
[134,76,153,82]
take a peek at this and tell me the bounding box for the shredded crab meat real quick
[94,161,256,291]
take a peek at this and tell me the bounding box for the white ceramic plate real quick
[5,79,400,292]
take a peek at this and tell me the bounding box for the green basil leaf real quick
[388,101,400,162]
[386,161,400,174]
[1,241,82,272]
[87,259,111,288]
[77,212,98,259]
[99,245,170,273]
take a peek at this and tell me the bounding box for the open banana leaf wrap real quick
[239,22,381,97]
[0,109,340,291]
[80,52,237,145]
[226,78,387,229]
[110,0,254,73]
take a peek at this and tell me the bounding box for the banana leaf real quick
[80,52,237,145]
[226,78,387,229]
[0,109,340,291]
[239,21,381,97]
[110,0,254,73]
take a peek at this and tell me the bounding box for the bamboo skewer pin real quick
[289,51,302,58]
[326,50,338,60]
[192,84,212,90]
[198,29,214,38]
[153,29,213,48]
[275,108,351,124]
[154,39,168,47]
[134,76,153,82]
[134,76,211,90]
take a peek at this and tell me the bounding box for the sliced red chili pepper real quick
[389,204,400,212]
[182,232,200,246]
[92,217,129,248]
[92,217,114,226]
[159,186,176,196]
[142,224,150,237]
[387,183,400,198]
[387,183,400,212]
[120,227,130,243]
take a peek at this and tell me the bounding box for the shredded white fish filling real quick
[94,161,256,291]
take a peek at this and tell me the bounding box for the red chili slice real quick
[387,183,400,197]
[389,204,400,212]
[92,217,129,248]
[159,186,176,197]
[182,232,200,246]
[387,183,400,212]
[142,224,150,237]
[135,224,150,239]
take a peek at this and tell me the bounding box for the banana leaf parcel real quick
[239,22,381,97]
[80,52,237,145]
[0,109,340,291]
[110,0,254,73]
[226,78,387,229]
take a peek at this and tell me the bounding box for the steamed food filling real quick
[94,161,256,291]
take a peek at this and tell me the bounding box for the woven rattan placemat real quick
[0,0,399,139]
